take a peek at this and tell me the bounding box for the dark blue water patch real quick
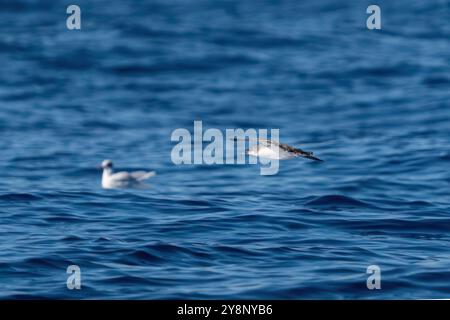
[330,217,450,235]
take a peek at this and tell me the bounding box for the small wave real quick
[316,63,419,80]
[99,275,159,286]
[105,54,258,76]
[61,235,84,242]
[146,242,212,260]
[439,153,450,161]
[213,245,260,257]
[305,195,372,208]
[0,193,42,202]
[121,249,166,265]
[22,256,65,269]
[82,120,122,130]
[423,76,450,86]
[45,215,82,223]
[11,152,73,162]
[175,199,213,207]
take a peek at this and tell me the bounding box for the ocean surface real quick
[0,0,449,299]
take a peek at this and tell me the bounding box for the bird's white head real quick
[101,159,113,169]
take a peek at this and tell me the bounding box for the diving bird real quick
[234,138,323,161]
[100,159,156,189]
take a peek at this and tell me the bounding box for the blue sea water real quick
[0,0,449,299]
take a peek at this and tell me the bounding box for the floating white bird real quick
[100,159,156,189]
[234,138,323,161]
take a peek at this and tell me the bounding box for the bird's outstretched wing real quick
[232,137,279,147]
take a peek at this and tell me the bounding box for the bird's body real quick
[240,138,323,161]
[100,160,155,189]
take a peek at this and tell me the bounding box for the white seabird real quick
[100,159,156,189]
[235,138,323,161]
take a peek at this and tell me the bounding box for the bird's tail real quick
[298,151,324,162]
[305,154,324,162]
[136,171,156,181]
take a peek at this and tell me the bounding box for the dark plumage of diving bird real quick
[100,159,156,189]
[233,138,323,161]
